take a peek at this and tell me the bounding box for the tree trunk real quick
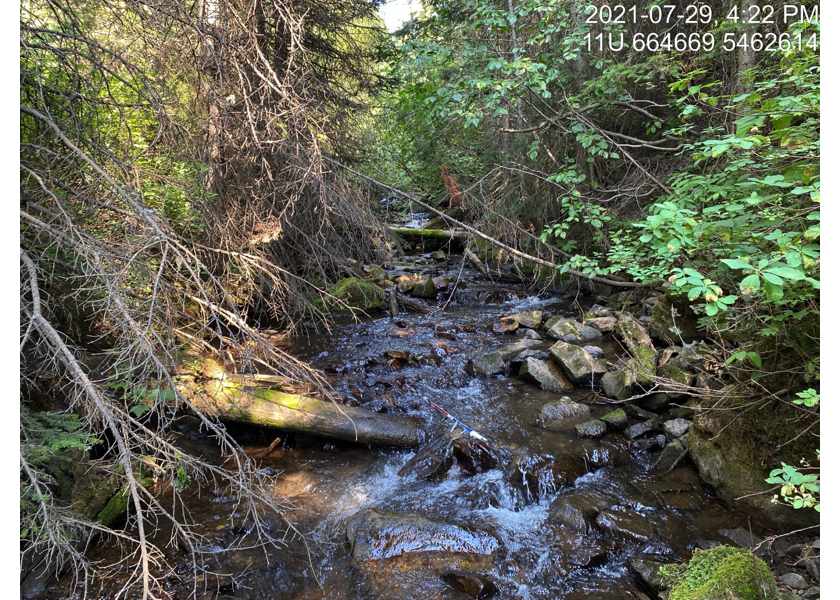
[180,380,424,446]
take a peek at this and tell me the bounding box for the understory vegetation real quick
[20,0,818,597]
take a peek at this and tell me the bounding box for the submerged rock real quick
[536,398,591,431]
[548,490,615,533]
[595,506,655,543]
[575,419,608,438]
[440,571,499,599]
[346,508,499,562]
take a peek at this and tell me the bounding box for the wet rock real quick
[548,490,614,533]
[440,571,498,599]
[631,437,664,452]
[432,276,450,290]
[546,318,603,344]
[452,435,498,475]
[580,440,630,468]
[509,453,587,500]
[595,506,655,542]
[543,315,562,330]
[575,419,608,438]
[639,393,670,412]
[599,369,635,401]
[506,310,543,329]
[431,250,447,261]
[493,316,519,334]
[627,556,669,594]
[396,273,422,293]
[779,573,809,590]
[553,531,611,573]
[346,508,499,562]
[615,313,657,385]
[599,408,628,431]
[584,316,617,333]
[623,404,657,420]
[624,419,659,440]
[663,418,691,440]
[518,357,573,392]
[694,539,721,550]
[470,339,544,376]
[411,276,438,299]
[583,345,605,359]
[511,348,549,363]
[653,440,688,473]
[469,352,507,377]
[398,432,457,481]
[536,398,591,430]
[521,328,542,340]
[549,341,609,384]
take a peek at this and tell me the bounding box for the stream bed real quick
[47,263,765,600]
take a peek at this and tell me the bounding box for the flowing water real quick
[44,264,759,599]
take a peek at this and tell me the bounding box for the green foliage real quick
[658,546,774,600]
[767,451,820,512]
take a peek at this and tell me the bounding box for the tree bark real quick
[180,380,424,446]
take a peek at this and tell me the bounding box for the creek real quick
[49,260,761,600]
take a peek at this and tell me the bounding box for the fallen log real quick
[179,379,424,446]
[389,228,471,242]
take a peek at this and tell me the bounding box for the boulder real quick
[365,264,388,282]
[396,273,422,293]
[627,557,669,594]
[518,358,574,392]
[583,316,617,333]
[346,508,499,562]
[510,349,549,363]
[493,316,519,334]
[575,419,608,438]
[639,393,670,412]
[648,294,702,345]
[548,490,615,533]
[509,453,588,500]
[411,276,438,299]
[663,418,692,440]
[779,573,809,590]
[687,407,820,529]
[549,342,609,384]
[654,439,688,473]
[600,369,636,401]
[624,419,659,440]
[536,398,591,431]
[614,313,657,386]
[546,318,603,344]
[599,409,629,431]
[506,310,543,330]
[623,404,657,420]
[469,339,543,376]
[658,363,694,399]
[595,506,655,542]
[521,328,542,340]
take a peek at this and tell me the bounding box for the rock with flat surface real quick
[519,357,573,392]
[600,369,635,400]
[470,339,543,376]
[546,318,603,343]
[506,310,543,330]
[600,408,629,431]
[575,419,608,438]
[624,419,659,440]
[549,341,609,384]
[536,398,591,430]
[663,418,691,440]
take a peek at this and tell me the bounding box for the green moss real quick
[659,546,774,600]
[97,487,129,526]
[319,277,385,312]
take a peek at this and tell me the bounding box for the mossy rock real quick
[659,546,775,600]
[649,293,703,345]
[322,277,385,312]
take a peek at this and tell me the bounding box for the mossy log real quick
[390,228,470,242]
[181,380,424,446]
